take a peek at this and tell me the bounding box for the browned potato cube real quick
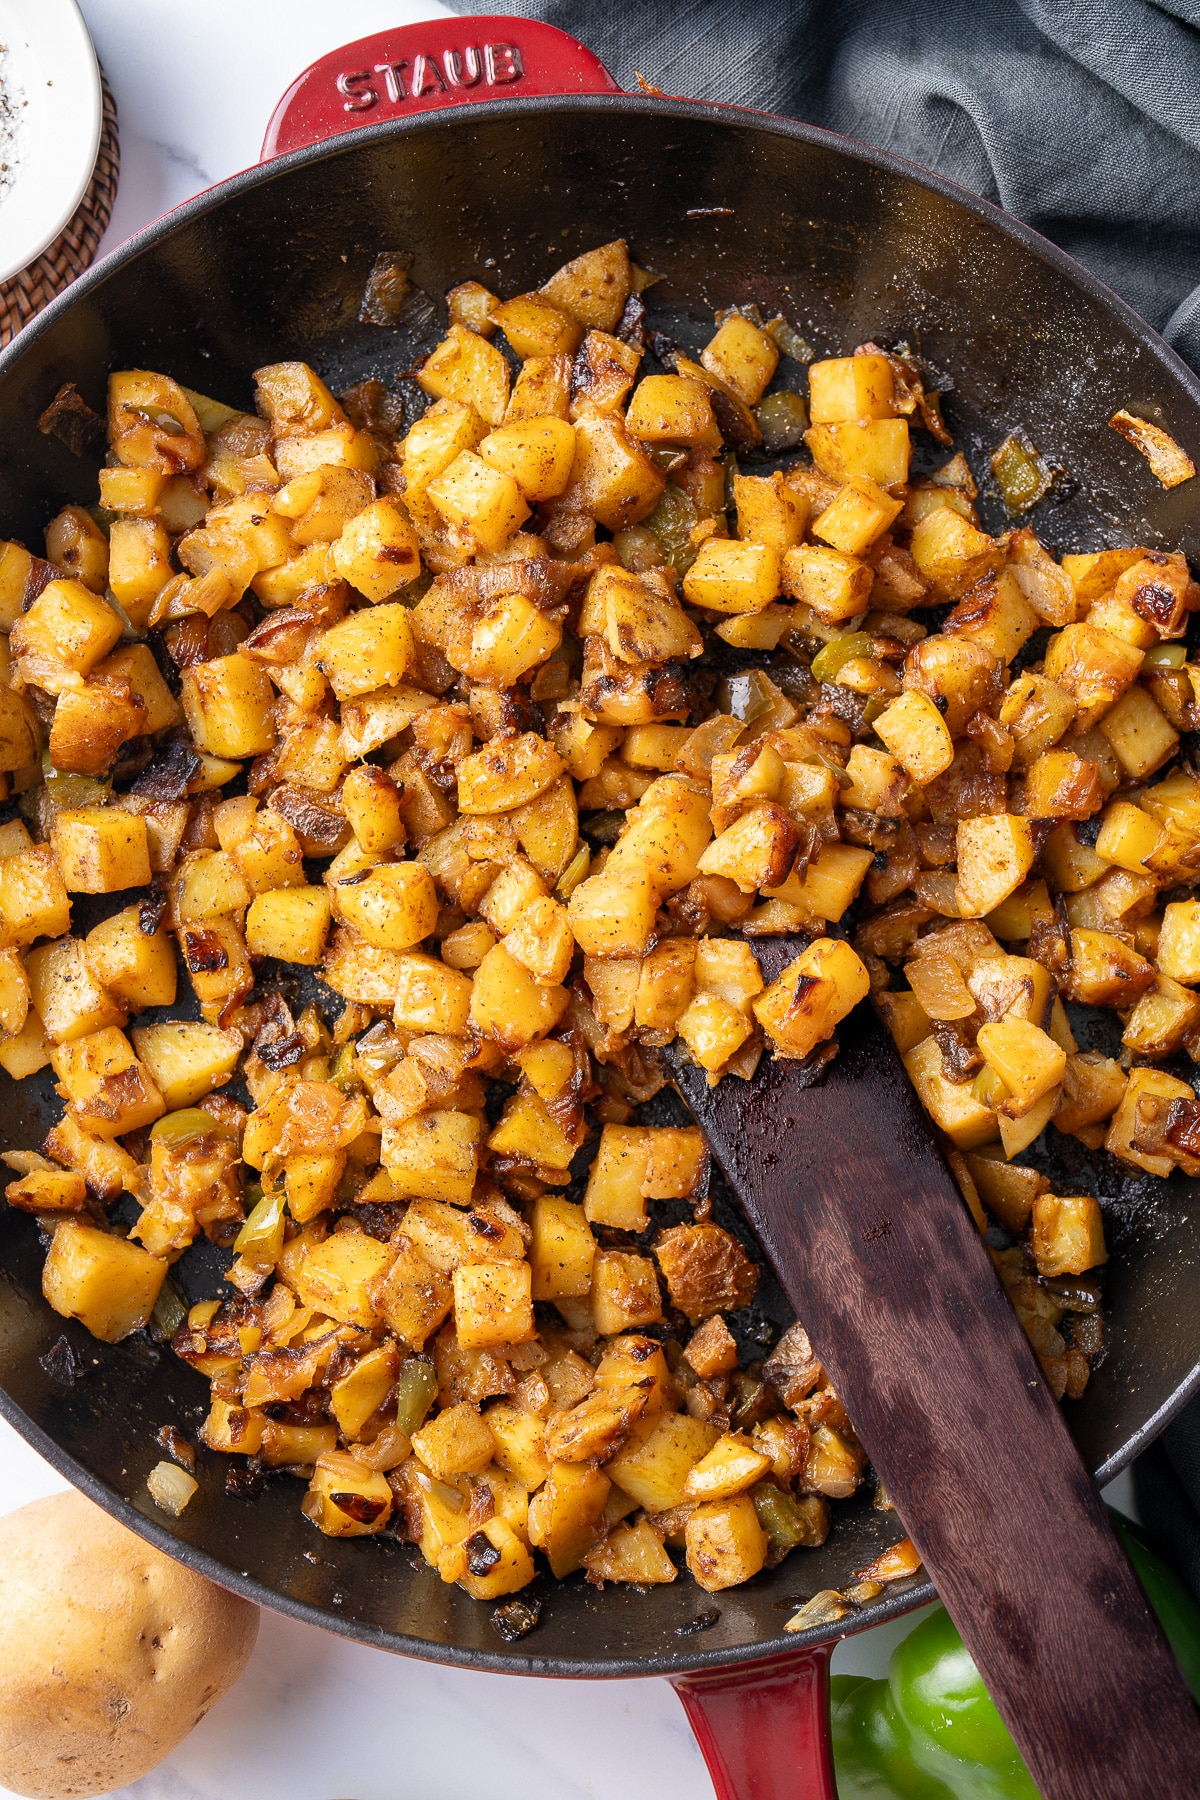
[27,938,126,1045]
[419,324,510,426]
[453,1260,535,1350]
[807,354,895,423]
[492,292,584,358]
[1031,1193,1107,1277]
[181,654,277,758]
[529,1193,596,1301]
[381,1109,480,1204]
[528,1462,612,1578]
[245,887,332,965]
[50,809,151,895]
[701,316,779,406]
[333,863,437,952]
[316,602,415,700]
[130,1021,243,1109]
[0,847,71,949]
[302,1452,393,1537]
[10,578,123,690]
[331,498,422,600]
[754,938,870,1058]
[540,239,631,332]
[43,1220,167,1343]
[83,914,177,1015]
[685,538,781,616]
[684,1494,769,1591]
[591,1249,663,1335]
[565,416,665,531]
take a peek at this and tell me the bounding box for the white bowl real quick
[0,0,102,284]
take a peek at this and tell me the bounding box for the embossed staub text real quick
[336,43,524,112]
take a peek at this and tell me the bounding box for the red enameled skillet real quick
[3,18,1200,1796]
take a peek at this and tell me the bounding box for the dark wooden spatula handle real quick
[671,993,1200,1800]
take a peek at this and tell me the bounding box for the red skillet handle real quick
[261,16,622,159]
[672,1647,837,1799]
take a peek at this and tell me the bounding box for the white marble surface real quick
[0,4,1141,1794]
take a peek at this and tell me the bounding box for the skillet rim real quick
[0,89,1198,1678]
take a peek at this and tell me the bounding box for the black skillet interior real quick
[1,96,1200,1678]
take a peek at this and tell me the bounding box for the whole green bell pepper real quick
[830,1512,1200,1799]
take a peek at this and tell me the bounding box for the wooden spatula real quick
[667,939,1200,1800]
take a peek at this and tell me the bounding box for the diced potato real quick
[976,1018,1066,1117]
[1031,1193,1107,1277]
[529,1194,595,1301]
[682,537,781,616]
[583,1518,677,1585]
[1020,750,1103,821]
[685,1495,769,1593]
[904,1037,998,1149]
[607,1411,720,1512]
[330,1343,402,1442]
[50,1027,165,1138]
[873,690,954,783]
[627,375,720,449]
[419,324,510,426]
[457,733,564,816]
[1122,975,1200,1058]
[427,450,530,554]
[584,1124,707,1231]
[955,814,1036,918]
[807,354,895,424]
[1106,1066,1193,1177]
[781,544,872,624]
[382,1110,481,1205]
[700,315,778,406]
[316,602,415,700]
[50,808,151,895]
[27,938,126,1045]
[453,1260,534,1350]
[493,291,584,358]
[42,1220,166,1343]
[1066,929,1155,1007]
[527,1461,612,1577]
[292,1227,393,1329]
[568,867,657,958]
[303,1453,393,1537]
[591,1250,663,1335]
[478,416,577,502]
[683,1433,772,1501]
[1095,801,1165,873]
[1158,900,1200,983]
[83,914,177,1015]
[333,863,437,952]
[108,518,174,625]
[469,942,568,1050]
[181,654,276,759]
[331,498,421,600]
[813,479,903,556]
[1053,1051,1127,1140]
[10,578,122,687]
[412,1401,496,1479]
[130,1021,243,1109]
[1096,683,1179,780]
[806,418,910,489]
[5,1167,87,1214]
[245,886,332,965]
[753,937,870,1059]
[567,416,665,532]
[949,565,1043,666]
[372,1236,453,1350]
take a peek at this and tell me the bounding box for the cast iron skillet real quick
[2,17,1200,1796]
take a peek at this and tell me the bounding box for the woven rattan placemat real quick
[0,68,119,349]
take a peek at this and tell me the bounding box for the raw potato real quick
[0,1490,258,1798]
